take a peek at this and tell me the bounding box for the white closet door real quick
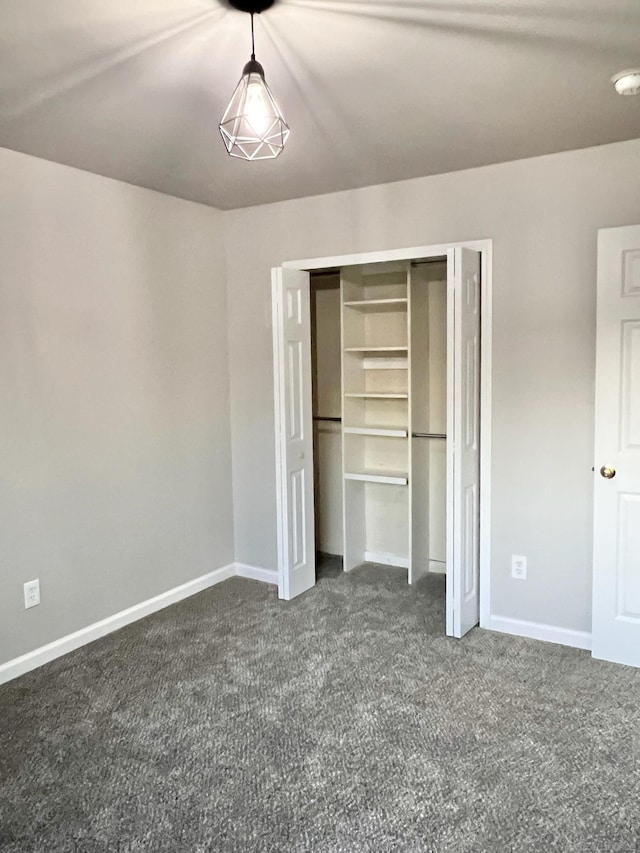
[592,225,640,668]
[446,247,481,637]
[272,267,315,600]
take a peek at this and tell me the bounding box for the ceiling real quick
[1,0,639,210]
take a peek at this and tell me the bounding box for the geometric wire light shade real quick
[219,57,290,159]
[219,4,289,160]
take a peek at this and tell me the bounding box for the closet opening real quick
[310,258,450,604]
[272,240,490,638]
[310,270,343,581]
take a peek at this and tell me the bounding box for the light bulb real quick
[244,75,272,135]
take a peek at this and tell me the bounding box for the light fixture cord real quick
[251,12,255,60]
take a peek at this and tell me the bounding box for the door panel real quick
[621,322,640,447]
[592,225,640,667]
[447,247,481,637]
[617,494,640,618]
[272,267,315,600]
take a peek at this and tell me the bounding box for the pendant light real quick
[219,0,289,160]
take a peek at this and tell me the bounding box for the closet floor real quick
[316,551,343,580]
[316,552,446,610]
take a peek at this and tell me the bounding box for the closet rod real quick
[410,259,447,267]
[314,416,342,423]
[412,432,446,439]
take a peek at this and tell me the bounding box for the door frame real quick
[273,239,493,631]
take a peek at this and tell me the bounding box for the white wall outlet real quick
[511,555,527,580]
[24,579,40,609]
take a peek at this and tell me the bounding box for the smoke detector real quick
[611,69,640,96]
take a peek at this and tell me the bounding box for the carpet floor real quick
[1,562,639,852]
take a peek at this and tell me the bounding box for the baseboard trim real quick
[485,615,592,651]
[234,563,278,585]
[0,561,277,686]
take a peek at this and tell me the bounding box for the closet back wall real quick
[312,278,343,556]
[411,263,447,572]
[0,148,233,666]
[224,138,640,637]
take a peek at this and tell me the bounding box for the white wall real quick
[224,139,640,635]
[0,149,233,666]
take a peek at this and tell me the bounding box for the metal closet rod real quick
[313,419,445,438]
[410,259,447,267]
[412,432,446,439]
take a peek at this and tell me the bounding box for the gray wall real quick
[0,149,234,665]
[3,139,640,668]
[224,138,640,635]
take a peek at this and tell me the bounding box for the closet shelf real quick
[344,470,408,486]
[344,426,408,437]
[344,346,408,354]
[344,392,408,399]
[343,298,408,311]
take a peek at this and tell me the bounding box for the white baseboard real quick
[234,563,278,585]
[429,560,446,575]
[2,568,593,687]
[364,551,409,569]
[485,614,592,651]
[0,561,275,686]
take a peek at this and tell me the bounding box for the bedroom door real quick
[592,224,640,668]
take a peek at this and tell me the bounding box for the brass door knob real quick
[600,466,616,479]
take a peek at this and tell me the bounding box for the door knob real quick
[600,465,616,479]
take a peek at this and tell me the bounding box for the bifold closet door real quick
[272,267,315,600]
[447,247,481,638]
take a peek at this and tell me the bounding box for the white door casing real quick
[272,240,491,620]
[446,247,481,638]
[592,225,640,669]
[272,267,316,600]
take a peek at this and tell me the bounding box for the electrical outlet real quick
[24,579,40,609]
[511,555,527,580]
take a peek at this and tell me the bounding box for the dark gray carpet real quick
[1,564,639,853]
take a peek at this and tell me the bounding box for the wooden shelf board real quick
[344,298,408,311]
[344,470,408,486]
[343,426,408,437]
[344,392,408,399]
[344,346,408,354]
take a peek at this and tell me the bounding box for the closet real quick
[311,258,448,584]
[273,243,482,632]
